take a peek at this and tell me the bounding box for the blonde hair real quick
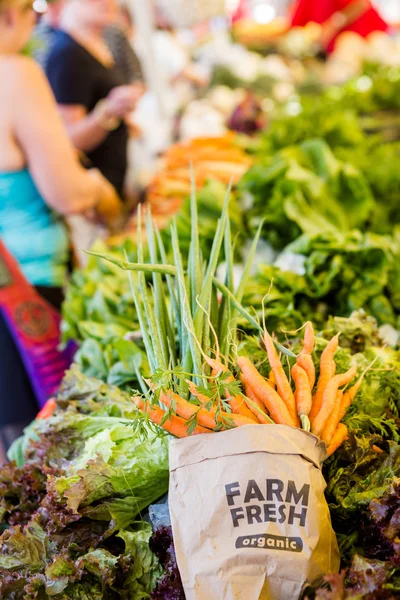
[0,0,32,8]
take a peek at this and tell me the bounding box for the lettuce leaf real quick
[310,556,400,599]
[1,371,168,599]
[240,139,375,249]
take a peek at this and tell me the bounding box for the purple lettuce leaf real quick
[150,526,184,600]
[0,463,47,528]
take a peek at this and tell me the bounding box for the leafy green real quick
[61,239,140,346]
[0,518,161,599]
[161,178,244,261]
[243,229,400,333]
[0,464,47,530]
[310,555,400,599]
[239,139,375,249]
[1,370,167,599]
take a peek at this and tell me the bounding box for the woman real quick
[46,0,142,198]
[34,0,144,86]
[0,0,121,448]
[291,0,388,52]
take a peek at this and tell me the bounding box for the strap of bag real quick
[0,239,74,408]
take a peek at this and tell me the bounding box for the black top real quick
[46,30,128,197]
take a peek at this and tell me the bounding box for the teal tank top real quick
[0,169,69,287]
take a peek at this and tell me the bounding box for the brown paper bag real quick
[169,424,339,600]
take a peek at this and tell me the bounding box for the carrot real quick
[296,322,316,391]
[302,322,315,355]
[133,397,210,437]
[186,381,210,405]
[324,373,365,445]
[327,423,348,457]
[296,354,316,391]
[338,375,364,422]
[225,392,256,420]
[160,389,257,430]
[321,390,343,446]
[36,398,57,420]
[312,366,357,438]
[268,369,277,389]
[291,363,312,430]
[372,445,384,454]
[237,356,295,427]
[309,333,340,423]
[209,357,228,378]
[240,376,272,424]
[187,379,255,420]
[207,357,255,418]
[263,331,298,426]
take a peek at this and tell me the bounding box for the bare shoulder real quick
[1,55,48,93]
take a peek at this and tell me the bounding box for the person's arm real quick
[12,57,119,217]
[320,0,371,47]
[57,104,110,153]
[58,85,143,152]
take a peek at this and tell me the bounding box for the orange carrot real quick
[207,357,255,418]
[291,363,312,430]
[268,369,277,389]
[296,354,316,391]
[36,398,57,420]
[327,423,348,457]
[312,366,357,438]
[225,391,256,420]
[263,332,298,426]
[321,390,343,446]
[134,397,210,437]
[296,322,316,391]
[240,376,272,424]
[187,379,255,420]
[205,355,229,378]
[372,445,384,454]
[309,333,340,423]
[302,322,315,355]
[186,381,210,405]
[160,389,257,429]
[237,356,295,427]
[338,375,364,422]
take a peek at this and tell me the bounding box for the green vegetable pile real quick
[240,138,375,248]
[62,239,145,388]
[243,229,400,331]
[0,368,168,599]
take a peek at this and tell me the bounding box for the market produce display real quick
[4,196,400,598]
[4,38,400,600]
[87,196,400,598]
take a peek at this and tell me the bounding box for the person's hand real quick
[87,169,123,232]
[125,117,143,138]
[132,81,147,97]
[104,85,143,119]
[318,11,348,49]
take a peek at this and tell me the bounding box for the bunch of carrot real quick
[238,322,361,457]
[133,321,360,458]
